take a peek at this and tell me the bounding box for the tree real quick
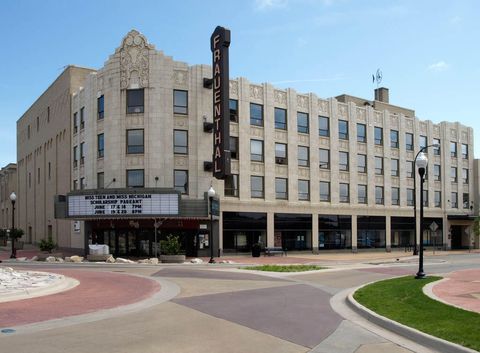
[9,228,24,240]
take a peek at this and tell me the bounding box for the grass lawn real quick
[242,264,325,272]
[354,276,480,351]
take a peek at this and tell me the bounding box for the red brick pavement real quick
[0,269,160,327]
[432,269,480,313]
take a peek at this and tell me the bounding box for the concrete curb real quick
[347,283,478,353]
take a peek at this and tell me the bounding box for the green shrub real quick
[9,228,24,240]
[39,237,56,253]
[160,234,182,255]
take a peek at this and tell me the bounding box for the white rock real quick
[138,259,149,264]
[46,256,56,263]
[190,258,204,264]
[115,257,135,264]
[56,258,64,263]
[70,255,84,263]
[30,256,39,261]
[16,257,27,262]
[64,256,73,262]
[149,258,159,265]
[106,255,115,263]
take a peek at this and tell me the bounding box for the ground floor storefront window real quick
[357,216,386,249]
[275,213,312,250]
[223,212,267,253]
[318,215,352,250]
[423,218,443,247]
[391,217,414,248]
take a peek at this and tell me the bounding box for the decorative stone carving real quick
[174,156,188,168]
[390,114,399,128]
[299,168,310,178]
[339,141,349,150]
[375,176,384,184]
[374,111,383,124]
[250,126,264,138]
[98,77,104,90]
[374,146,383,154]
[249,85,263,100]
[231,161,239,173]
[275,130,287,141]
[297,95,309,110]
[229,80,239,96]
[339,172,349,181]
[461,131,468,141]
[274,90,287,105]
[357,144,366,152]
[230,123,239,135]
[391,178,399,186]
[406,119,413,129]
[299,134,309,144]
[126,116,144,127]
[420,122,427,134]
[319,170,330,179]
[127,156,144,167]
[359,175,367,182]
[319,138,330,147]
[433,125,440,136]
[173,70,188,86]
[356,108,366,121]
[117,30,153,89]
[174,118,188,128]
[318,99,329,114]
[407,179,413,188]
[338,103,347,118]
[391,149,399,158]
[450,129,457,139]
[250,163,264,174]
[275,165,288,176]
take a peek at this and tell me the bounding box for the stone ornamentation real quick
[249,85,263,100]
[173,70,188,86]
[229,80,239,97]
[297,95,309,110]
[338,104,348,118]
[274,90,287,105]
[318,99,329,114]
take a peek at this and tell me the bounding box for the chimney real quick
[374,87,389,103]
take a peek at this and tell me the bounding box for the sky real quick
[0,0,479,167]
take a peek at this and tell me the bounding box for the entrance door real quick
[451,226,462,249]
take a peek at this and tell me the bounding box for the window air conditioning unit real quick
[204,161,213,171]
[275,157,286,164]
[203,122,214,133]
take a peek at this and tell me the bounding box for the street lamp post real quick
[413,144,439,255]
[415,152,428,279]
[207,185,216,264]
[9,192,17,259]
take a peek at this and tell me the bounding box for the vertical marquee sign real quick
[211,26,231,179]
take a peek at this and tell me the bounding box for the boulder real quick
[64,256,73,262]
[149,258,159,265]
[16,257,27,262]
[137,259,149,264]
[56,258,65,263]
[106,255,115,263]
[30,256,39,261]
[190,258,204,264]
[70,255,84,263]
[115,257,135,264]
[46,256,56,263]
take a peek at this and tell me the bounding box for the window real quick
[80,107,85,129]
[173,130,188,154]
[319,181,330,202]
[391,159,399,177]
[357,154,367,173]
[297,112,309,134]
[73,146,78,167]
[229,99,238,122]
[37,167,40,184]
[127,129,144,154]
[298,180,310,200]
[392,187,400,205]
[318,116,329,137]
[73,179,78,191]
[230,136,238,160]
[47,106,50,123]
[225,174,239,197]
[127,169,144,188]
[338,120,348,140]
[275,143,287,164]
[463,193,470,209]
[73,112,78,134]
[251,139,264,162]
[97,133,104,158]
[48,162,51,180]
[450,142,457,157]
[462,168,469,184]
[433,138,440,155]
[173,90,188,114]
[339,183,349,203]
[298,146,309,167]
[126,89,144,114]
[80,177,85,190]
[451,167,457,183]
[357,123,366,143]
[97,172,104,189]
[274,108,287,130]
[433,164,441,181]
[374,127,383,145]
[36,116,39,131]
[319,149,329,169]
[419,135,427,151]
[375,156,383,175]
[174,170,188,194]
[80,142,85,165]
[251,176,264,198]
[434,191,441,208]
[407,189,414,206]
[451,192,458,208]
[406,133,413,151]
[390,130,399,148]
[406,161,414,178]
[250,103,263,126]
[28,125,30,139]
[275,178,288,200]
[358,185,367,204]
[375,186,384,205]
[462,144,468,159]
[422,189,429,207]
[339,151,349,171]
[98,95,104,119]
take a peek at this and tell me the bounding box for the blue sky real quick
[1,0,479,167]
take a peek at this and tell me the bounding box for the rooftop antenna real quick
[372,68,382,88]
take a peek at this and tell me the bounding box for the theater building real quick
[16,30,478,256]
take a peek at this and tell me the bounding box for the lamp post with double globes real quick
[9,192,17,259]
[415,152,428,279]
[207,185,216,264]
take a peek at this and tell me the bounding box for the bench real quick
[264,247,286,256]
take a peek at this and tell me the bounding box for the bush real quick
[39,237,56,253]
[9,228,24,240]
[160,234,182,255]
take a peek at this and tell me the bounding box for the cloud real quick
[427,61,449,72]
[253,0,288,11]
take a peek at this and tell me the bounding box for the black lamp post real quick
[413,144,439,255]
[9,191,17,259]
[415,152,428,279]
[207,185,216,264]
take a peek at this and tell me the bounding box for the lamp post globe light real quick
[207,185,216,264]
[415,152,428,279]
[9,192,17,259]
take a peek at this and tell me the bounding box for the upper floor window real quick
[375,186,384,205]
[73,179,78,191]
[80,177,85,190]
[339,151,349,171]
[275,143,287,164]
[451,192,458,208]
[433,138,441,155]
[358,184,367,204]
[251,176,264,198]
[406,133,414,151]
[318,116,329,137]
[391,159,399,177]
[230,136,239,160]
[319,149,329,169]
[174,170,188,194]
[434,191,441,208]
[374,127,383,145]
[422,189,429,207]
[339,183,349,203]
[173,130,188,154]
[407,188,414,206]
[375,156,383,175]
[391,187,400,206]
[97,133,104,158]
[357,123,366,143]
[73,146,78,167]
[406,160,414,178]
[127,89,144,114]
[73,112,78,134]
[461,143,468,159]
[28,125,30,139]
[36,116,39,131]
[357,154,367,173]
[275,178,288,200]
[298,146,309,167]
[225,174,239,197]
[229,99,238,122]
[275,108,287,130]
[127,129,144,154]
[390,130,399,148]
[298,180,310,201]
[462,168,469,184]
[433,164,441,181]
[250,103,263,126]
[450,142,457,157]
[419,135,427,151]
[451,167,457,183]
[338,120,348,140]
[127,169,144,188]
[98,95,104,119]
[80,142,85,165]
[463,193,470,209]
[80,107,85,129]
[297,112,309,134]
[173,90,188,114]
[250,139,264,162]
[97,172,104,189]
[319,181,330,202]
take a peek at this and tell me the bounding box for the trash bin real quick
[251,243,261,257]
